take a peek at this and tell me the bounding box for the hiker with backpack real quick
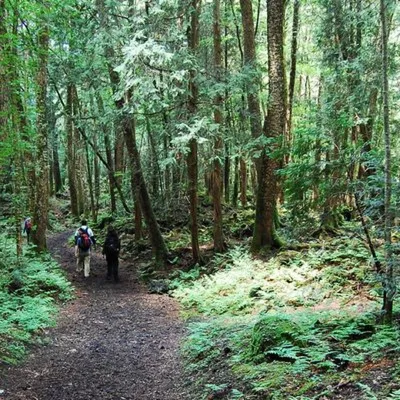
[74,220,96,278]
[102,226,120,282]
[23,217,32,244]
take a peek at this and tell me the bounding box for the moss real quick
[250,315,304,357]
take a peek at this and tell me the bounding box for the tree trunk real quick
[96,92,117,213]
[85,142,96,223]
[96,0,167,264]
[134,200,142,242]
[32,14,49,252]
[223,3,230,204]
[251,0,285,252]
[239,0,262,142]
[93,131,100,222]
[160,72,172,203]
[114,128,125,196]
[51,119,62,193]
[66,84,79,217]
[146,116,160,198]
[380,0,393,323]
[212,0,226,252]
[358,88,378,179]
[0,0,7,133]
[286,0,300,163]
[232,156,239,207]
[239,157,247,207]
[123,115,168,264]
[72,86,85,216]
[187,0,201,263]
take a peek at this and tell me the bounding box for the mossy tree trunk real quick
[187,0,201,264]
[32,11,49,252]
[251,0,285,253]
[212,0,226,253]
[380,0,394,323]
[96,92,117,214]
[66,84,79,218]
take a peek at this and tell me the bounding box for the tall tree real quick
[187,0,201,263]
[66,84,79,217]
[212,0,226,252]
[32,2,50,251]
[239,0,262,142]
[380,0,393,323]
[286,0,300,161]
[251,0,285,252]
[97,0,168,265]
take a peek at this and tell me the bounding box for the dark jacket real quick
[102,232,120,258]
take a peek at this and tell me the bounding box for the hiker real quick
[102,226,120,282]
[74,220,96,278]
[23,217,32,244]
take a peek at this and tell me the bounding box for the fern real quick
[0,232,73,364]
[356,383,378,400]
[388,390,400,399]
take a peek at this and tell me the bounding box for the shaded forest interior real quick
[2,0,400,398]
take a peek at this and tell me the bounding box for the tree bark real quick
[232,156,239,207]
[187,0,201,263]
[212,0,226,252]
[239,157,247,207]
[123,115,168,264]
[0,0,7,133]
[66,84,79,217]
[239,0,262,142]
[286,0,300,163]
[251,0,285,252]
[32,13,50,252]
[96,93,117,213]
[51,113,62,193]
[72,85,85,216]
[93,130,100,222]
[380,0,393,323]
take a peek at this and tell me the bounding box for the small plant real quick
[0,233,73,364]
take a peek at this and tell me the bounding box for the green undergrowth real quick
[0,234,73,365]
[172,237,400,399]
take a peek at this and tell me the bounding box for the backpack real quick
[25,220,32,230]
[105,235,119,256]
[77,228,91,251]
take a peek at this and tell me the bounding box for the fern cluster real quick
[174,242,400,399]
[0,234,73,364]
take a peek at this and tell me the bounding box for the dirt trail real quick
[0,231,190,400]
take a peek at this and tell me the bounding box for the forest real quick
[1,0,400,398]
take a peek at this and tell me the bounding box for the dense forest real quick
[1,0,400,398]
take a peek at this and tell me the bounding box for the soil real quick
[0,231,191,400]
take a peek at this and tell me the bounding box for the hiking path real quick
[0,230,190,400]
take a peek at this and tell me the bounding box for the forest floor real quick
[0,230,191,400]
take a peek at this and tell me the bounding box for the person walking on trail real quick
[74,220,96,278]
[102,226,120,282]
[23,217,32,244]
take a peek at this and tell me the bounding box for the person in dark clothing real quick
[102,226,120,282]
[23,217,32,244]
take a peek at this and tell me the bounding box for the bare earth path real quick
[0,231,190,400]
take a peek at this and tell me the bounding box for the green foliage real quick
[388,390,400,400]
[173,237,376,318]
[174,238,400,399]
[183,321,223,370]
[0,234,73,364]
[250,315,304,359]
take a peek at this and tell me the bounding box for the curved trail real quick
[0,231,189,399]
